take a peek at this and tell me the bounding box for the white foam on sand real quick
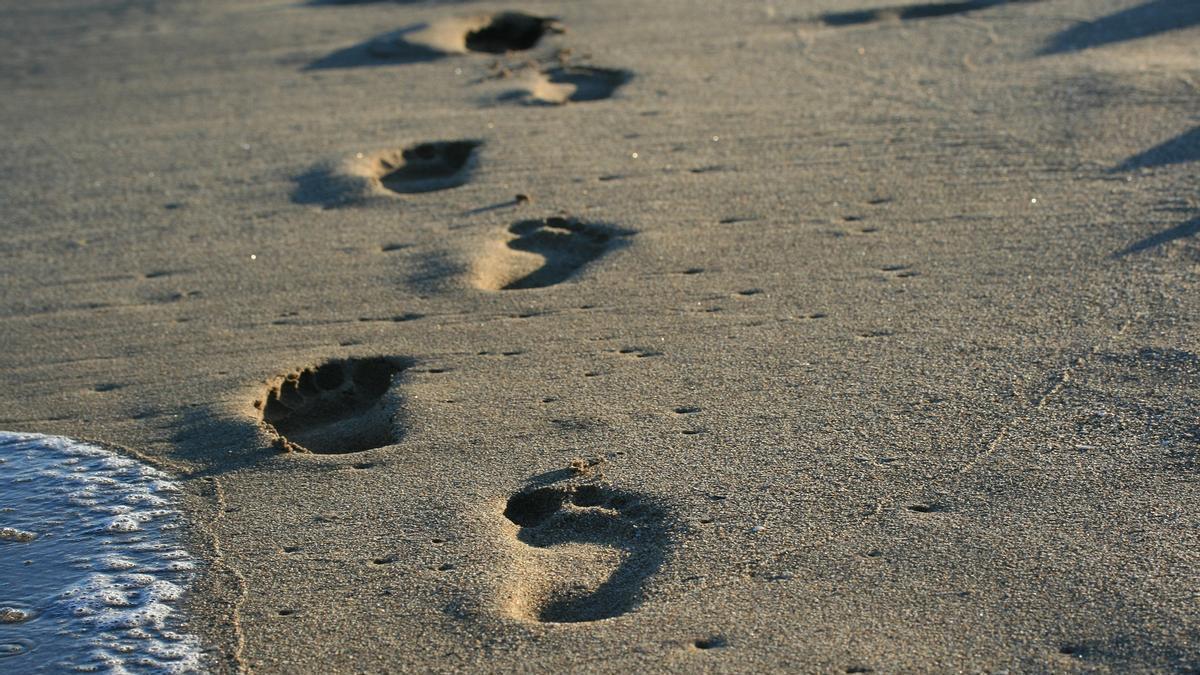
[0,432,204,673]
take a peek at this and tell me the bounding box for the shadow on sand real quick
[303,25,445,70]
[1041,0,1200,55]
[170,405,281,476]
[1113,216,1200,258]
[818,0,1035,26]
[1112,126,1200,172]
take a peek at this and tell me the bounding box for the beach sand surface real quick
[1,0,1198,671]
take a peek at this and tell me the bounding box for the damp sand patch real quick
[0,432,203,673]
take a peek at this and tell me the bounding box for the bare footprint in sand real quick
[292,140,481,206]
[509,66,632,105]
[374,141,481,194]
[472,217,634,290]
[502,483,667,623]
[255,357,410,453]
[306,12,562,70]
[463,12,563,54]
[368,11,563,59]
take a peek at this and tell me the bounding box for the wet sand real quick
[1,0,1198,671]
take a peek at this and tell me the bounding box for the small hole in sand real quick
[278,609,297,616]
[693,636,727,650]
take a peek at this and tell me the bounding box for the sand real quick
[1,0,1198,672]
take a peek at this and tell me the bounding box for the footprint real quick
[502,483,667,623]
[292,141,481,206]
[374,141,481,194]
[472,217,634,291]
[306,12,562,69]
[255,357,410,454]
[818,0,1031,26]
[462,12,563,54]
[511,66,632,105]
[370,12,561,59]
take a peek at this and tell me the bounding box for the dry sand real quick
[2,0,1199,672]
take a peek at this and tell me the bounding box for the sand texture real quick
[2,0,1199,672]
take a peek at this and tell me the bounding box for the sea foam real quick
[0,432,204,673]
